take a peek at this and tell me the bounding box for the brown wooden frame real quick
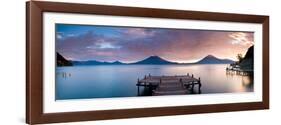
[26,1,269,124]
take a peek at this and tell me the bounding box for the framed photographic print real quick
[26,1,269,124]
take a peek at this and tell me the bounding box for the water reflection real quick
[242,75,253,87]
[225,70,253,91]
[56,64,254,100]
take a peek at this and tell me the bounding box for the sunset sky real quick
[56,24,254,63]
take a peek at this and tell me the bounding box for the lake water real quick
[56,64,253,100]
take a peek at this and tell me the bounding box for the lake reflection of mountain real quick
[56,64,253,100]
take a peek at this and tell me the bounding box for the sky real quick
[56,24,254,63]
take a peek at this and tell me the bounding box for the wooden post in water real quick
[148,82,152,95]
[137,78,140,96]
[198,77,202,93]
[191,81,195,93]
[180,78,183,87]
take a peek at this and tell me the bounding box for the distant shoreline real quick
[57,53,235,67]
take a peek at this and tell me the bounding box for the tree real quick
[237,53,243,63]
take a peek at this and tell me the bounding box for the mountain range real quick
[72,60,124,65]
[196,55,234,64]
[132,56,177,65]
[57,53,234,66]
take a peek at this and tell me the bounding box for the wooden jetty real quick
[136,73,202,96]
[226,65,253,76]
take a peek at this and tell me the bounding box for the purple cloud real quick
[56,25,254,63]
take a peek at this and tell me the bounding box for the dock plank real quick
[137,74,201,96]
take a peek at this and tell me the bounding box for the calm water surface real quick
[56,64,253,100]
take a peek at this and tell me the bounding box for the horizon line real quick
[58,53,237,64]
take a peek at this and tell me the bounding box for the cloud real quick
[66,34,77,37]
[93,42,121,49]
[228,32,254,46]
[56,32,64,40]
[56,31,124,61]
[56,32,78,40]
[120,28,157,39]
[56,25,254,62]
